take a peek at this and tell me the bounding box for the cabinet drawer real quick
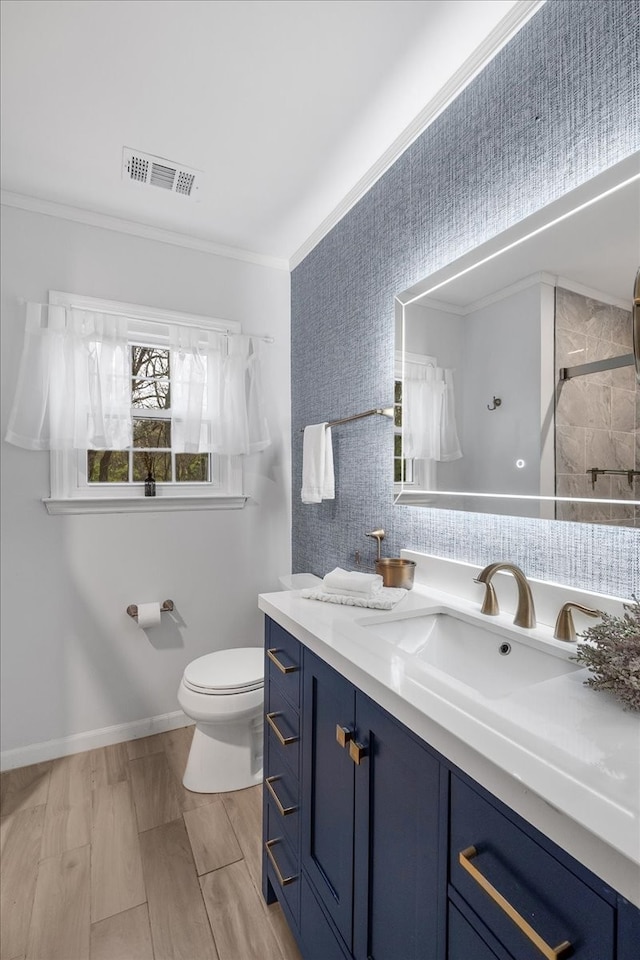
[266,683,300,780]
[265,770,299,852]
[266,620,301,708]
[449,776,615,960]
[448,901,508,960]
[264,832,300,925]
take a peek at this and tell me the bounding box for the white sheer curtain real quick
[403,361,462,463]
[170,329,271,457]
[6,301,272,457]
[170,326,221,454]
[5,303,131,451]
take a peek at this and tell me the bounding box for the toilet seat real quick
[183,647,263,695]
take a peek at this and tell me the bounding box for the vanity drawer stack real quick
[448,775,616,960]
[262,619,302,932]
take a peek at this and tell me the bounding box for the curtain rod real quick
[17,299,274,344]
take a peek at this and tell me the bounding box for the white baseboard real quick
[0,710,192,771]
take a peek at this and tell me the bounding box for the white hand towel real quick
[301,587,407,610]
[301,424,335,503]
[322,567,384,598]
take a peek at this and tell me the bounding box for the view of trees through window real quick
[87,345,210,484]
[394,378,413,484]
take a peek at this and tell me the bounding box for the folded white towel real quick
[322,567,383,598]
[300,587,407,610]
[301,424,335,503]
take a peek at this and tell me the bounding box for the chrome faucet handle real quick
[554,602,600,642]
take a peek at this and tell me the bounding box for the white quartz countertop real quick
[258,575,640,900]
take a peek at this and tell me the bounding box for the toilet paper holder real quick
[126,599,174,620]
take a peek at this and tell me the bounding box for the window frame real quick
[43,291,247,515]
[394,349,437,501]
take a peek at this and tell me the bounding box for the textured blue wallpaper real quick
[291,0,640,598]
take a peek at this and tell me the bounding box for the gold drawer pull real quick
[267,648,298,674]
[459,846,571,960]
[336,724,353,748]
[266,711,298,746]
[265,776,297,816]
[265,838,298,886]
[349,740,367,765]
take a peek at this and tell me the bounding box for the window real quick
[85,344,209,486]
[393,375,414,485]
[394,350,440,499]
[45,292,246,514]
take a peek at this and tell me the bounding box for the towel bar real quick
[300,407,393,432]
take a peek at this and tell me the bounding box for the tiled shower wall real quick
[555,288,638,526]
[292,0,640,598]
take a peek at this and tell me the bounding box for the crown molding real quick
[0,190,289,272]
[289,0,546,271]
[554,276,631,312]
[406,271,556,316]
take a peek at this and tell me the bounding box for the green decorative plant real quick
[573,598,640,711]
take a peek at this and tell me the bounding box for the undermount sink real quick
[360,611,581,699]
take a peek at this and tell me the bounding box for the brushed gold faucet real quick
[554,601,600,642]
[365,528,385,561]
[474,562,536,628]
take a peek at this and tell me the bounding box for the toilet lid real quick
[183,647,264,695]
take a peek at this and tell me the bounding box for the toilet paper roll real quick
[136,602,162,629]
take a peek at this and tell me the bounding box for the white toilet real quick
[177,647,264,793]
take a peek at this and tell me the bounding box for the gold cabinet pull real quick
[266,712,298,746]
[349,740,367,765]
[265,776,297,816]
[267,648,298,674]
[459,847,571,960]
[336,724,353,748]
[265,838,298,886]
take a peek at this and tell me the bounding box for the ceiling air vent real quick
[122,148,201,200]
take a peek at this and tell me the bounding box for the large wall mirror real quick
[394,153,640,526]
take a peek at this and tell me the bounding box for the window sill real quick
[43,495,248,515]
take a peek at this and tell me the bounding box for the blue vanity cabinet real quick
[617,895,640,960]
[301,648,444,960]
[262,616,638,960]
[300,649,357,948]
[447,898,512,960]
[351,691,445,960]
[448,774,617,960]
[262,619,303,936]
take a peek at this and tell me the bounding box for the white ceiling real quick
[1,0,532,266]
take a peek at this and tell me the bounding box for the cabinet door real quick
[301,650,356,950]
[352,692,444,960]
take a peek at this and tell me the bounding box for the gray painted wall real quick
[0,207,291,755]
[291,0,640,597]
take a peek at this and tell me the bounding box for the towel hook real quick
[487,396,502,411]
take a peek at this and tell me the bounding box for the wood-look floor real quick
[0,726,302,960]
